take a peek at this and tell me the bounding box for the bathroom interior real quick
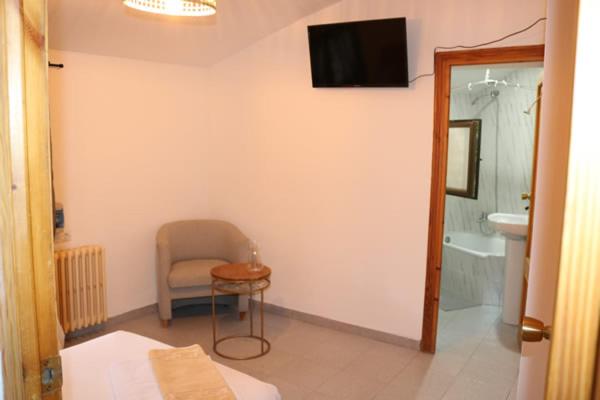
[437,62,544,376]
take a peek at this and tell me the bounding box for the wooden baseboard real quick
[256,301,420,350]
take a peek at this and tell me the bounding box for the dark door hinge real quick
[41,355,63,395]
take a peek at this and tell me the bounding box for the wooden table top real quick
[211,263,271,281]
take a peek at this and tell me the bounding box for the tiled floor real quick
[436,306,520,400]
[67,304,520,400]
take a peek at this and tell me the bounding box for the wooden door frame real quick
[0,0,26,398]
[2,0,62,398]
[420,45,545,353]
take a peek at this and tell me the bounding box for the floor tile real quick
[342,341,417,383]
[471,340,520,369]
[264,376,312,400]
[302,331,374,369]
[377,363,455,400]
[484,320,520,351]
[460,352,518,385]
[441,373,512,400]
[304,392,339,400]
[271,324,332,357]
[374,384,446,400]
[315,370,386,400]
[66,305,522,400]
[507,380,519,400]
[217,347,297,378]
[407,351,470,377]
[270,356,339,390]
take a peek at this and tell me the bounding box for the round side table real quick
[210,263,272,360]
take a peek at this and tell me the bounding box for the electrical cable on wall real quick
[409,17,547,84]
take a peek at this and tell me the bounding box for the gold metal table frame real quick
[211,264,272,360]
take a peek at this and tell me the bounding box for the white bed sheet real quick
[60,330,281,400]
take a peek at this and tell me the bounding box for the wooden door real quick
[1,0,62,398]
[543,0,600,396]
[517,0,600,398]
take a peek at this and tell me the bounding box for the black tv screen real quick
[307,18,409,88]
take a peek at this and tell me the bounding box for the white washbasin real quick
[488,213,529,238]
[487,213,529,325]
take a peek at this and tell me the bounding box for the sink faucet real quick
[478,212,488,223]
[478,212,495,235]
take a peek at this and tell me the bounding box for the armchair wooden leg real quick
[239,312,246,321]
[160,319,170,328]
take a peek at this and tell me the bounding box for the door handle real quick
[522,316,552,342]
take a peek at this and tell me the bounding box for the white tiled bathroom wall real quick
[441,67,543,310]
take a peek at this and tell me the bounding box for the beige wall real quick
[49,0,547,339]
[49,50,213,316]
[207,0,546,340]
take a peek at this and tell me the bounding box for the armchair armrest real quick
[156,231,173,320]
[156,235,172,279]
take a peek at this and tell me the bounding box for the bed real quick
[60,330,281,400]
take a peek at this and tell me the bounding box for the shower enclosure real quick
[440,64,543,313]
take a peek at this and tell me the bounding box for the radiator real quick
[54,246,108,333]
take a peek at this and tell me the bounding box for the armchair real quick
[156,220,249,327]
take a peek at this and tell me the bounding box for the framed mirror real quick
[446,119,482,199]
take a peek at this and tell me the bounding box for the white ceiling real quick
[48,0,342,67]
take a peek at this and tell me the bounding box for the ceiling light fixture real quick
[123,0,216,17]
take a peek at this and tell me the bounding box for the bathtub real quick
[440,231,506,310]
[443,231,505,258]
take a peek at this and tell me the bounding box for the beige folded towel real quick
[149,345,236,400]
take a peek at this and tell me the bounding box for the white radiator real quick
[54,246,107,333]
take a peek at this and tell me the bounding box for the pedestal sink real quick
[488,213,529,325]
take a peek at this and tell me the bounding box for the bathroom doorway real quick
[421,46,544,360]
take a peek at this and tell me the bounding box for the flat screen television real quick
[307,17,409,88]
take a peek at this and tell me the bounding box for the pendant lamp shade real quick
[123,0,217,17]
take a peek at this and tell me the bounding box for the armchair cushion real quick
[168,259,228,289]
